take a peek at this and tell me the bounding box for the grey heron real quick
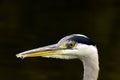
[16,34,99,80]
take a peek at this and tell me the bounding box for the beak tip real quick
[16,53,25,59]
[16,54,20,58]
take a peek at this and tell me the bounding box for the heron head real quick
[16,34,97,60]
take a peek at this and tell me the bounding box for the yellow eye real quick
[69,42,75,47]
[59,41,75,49]
[67,42,75,48]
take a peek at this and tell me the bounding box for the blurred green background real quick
[0,0,120,80]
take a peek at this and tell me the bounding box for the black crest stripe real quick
[68,36,96,46]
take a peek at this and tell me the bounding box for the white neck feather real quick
[81,53,99,80]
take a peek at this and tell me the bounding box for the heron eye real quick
[67,42,75,48]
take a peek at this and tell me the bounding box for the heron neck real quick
[81,55,99,80]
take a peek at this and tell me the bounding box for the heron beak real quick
[16,44,63,59]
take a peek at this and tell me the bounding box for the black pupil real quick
[69,43,73,47]
[66,42,74,48]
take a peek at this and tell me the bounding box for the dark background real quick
[0,0,120,80]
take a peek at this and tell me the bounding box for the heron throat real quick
[81,54,99,80]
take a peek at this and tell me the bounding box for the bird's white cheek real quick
[62,49,78,55]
